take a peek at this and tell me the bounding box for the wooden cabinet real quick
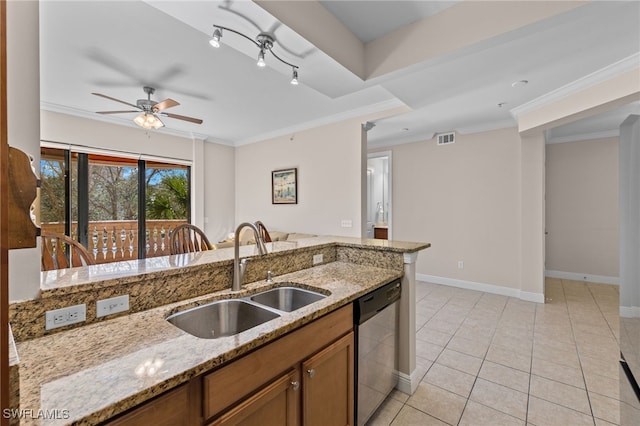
[105,305,354,426]
[104,380,201,426]
[209,369,300,426]
[204,305,353,425]
[302,333,354,426]
[373,226,388,240]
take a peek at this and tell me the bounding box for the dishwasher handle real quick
[354,279,401,325]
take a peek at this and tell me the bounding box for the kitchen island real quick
[10,236,429,425]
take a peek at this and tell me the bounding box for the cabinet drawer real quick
[203,304,353,420]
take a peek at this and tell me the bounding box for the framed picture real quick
[272,168,297,204]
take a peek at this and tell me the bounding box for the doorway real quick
[367,152,392,240]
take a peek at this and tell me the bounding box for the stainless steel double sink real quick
[166,286,327,339]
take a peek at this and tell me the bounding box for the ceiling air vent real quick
[437,131,456,146]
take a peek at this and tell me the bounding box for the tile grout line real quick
[561,279,598,426]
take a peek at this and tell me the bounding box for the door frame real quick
[367,151,392,240]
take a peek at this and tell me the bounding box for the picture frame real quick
[272,168,297,204]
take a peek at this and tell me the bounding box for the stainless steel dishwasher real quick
[354,279,401,425]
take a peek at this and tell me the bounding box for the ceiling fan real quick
[92,86,203,129]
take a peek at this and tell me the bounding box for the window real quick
[40,146,190,267]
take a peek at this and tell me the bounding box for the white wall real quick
[235,118,364,236]
[203,142,236,242]
[620,115,640,311]
[385,127,522,291]
[545,137,619,280]
[7,0,41,302]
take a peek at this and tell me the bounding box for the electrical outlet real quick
[97,295,130,318]
[341,219,353,228]
[45,304,86,330]
[457,261,464,269]
[313,254,323,265]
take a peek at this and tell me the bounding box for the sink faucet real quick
[233,222,268,291]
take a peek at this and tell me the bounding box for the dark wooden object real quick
[7,146,38,249]
[170,224,213,254]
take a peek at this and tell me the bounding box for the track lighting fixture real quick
[209,24,300,85]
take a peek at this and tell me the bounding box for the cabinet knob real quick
[307,369,316,378]
[291,381,299,391]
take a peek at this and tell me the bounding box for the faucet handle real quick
[239,257,250,272]
[266,270,273,283]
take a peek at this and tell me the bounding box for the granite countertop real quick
[39,236,429,298]
[16,260,403,425]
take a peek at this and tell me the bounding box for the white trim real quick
[620,306,640,319]
[545,270,619,285]
[520,291,545,304]
[545,129,620,145]
[41,140,193,166]
[367,119,517,150]
[403,252,418,264]
[511,53,640,118]
[41,101,212,142]
[416,273,544,303]
[235,98,406,146]
[396,370,419,395]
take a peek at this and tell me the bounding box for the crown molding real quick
[510,53,640,118]
[234,98,406,146]
[545,129,619,144]
[40,101,216,143]
[367,118,516,149]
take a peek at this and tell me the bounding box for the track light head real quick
[257,49,266,67]
[210,28,222,48]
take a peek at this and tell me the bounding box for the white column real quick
[397,251,418,394]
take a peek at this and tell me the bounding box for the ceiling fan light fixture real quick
[134,113,164,130]
[290,68,299,85]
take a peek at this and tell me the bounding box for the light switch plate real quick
[96,295,130,318]
[313,254,323,265]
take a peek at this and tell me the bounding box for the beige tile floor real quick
[367,278,620,425]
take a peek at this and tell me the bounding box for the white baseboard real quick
[545,270,619,285]
[416,273,544,303]
[620,306,640,319]
[396,370,420,395]
[519,291,545,304]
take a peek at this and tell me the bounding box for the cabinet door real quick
[302,332,354,426]
[105,382,197,426]
[209,369,300,426]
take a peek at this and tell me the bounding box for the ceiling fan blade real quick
[92,92,139,109]
[153,98,180,111]
[96,110,140,115]
[162,112,203,124]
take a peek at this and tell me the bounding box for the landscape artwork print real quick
[272,168,297,204]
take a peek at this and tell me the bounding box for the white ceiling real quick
[39,1,640,147]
